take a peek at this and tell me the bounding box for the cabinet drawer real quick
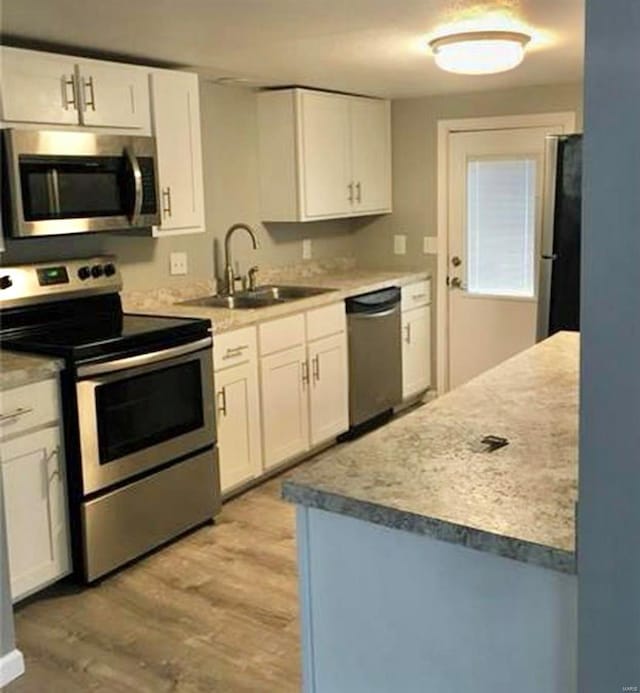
[306,302,346,342]
[401,280,431,311]
[213,326,258,371]
[0,378,60,440]
[259,313,306,356]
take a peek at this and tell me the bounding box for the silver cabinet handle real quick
[404,323,411,344]
[0,406,33,423]
[82,76,96,111]
[62,75,77,110]
[162,187,172,218]
[411,293,427,300]
[312,355,320,382]
[348,182,354,204]
[222,344,249,360]
[217,388,227,417]
[356,181,362,203]
[302,360,310,385]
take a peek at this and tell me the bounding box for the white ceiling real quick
[1,0,584,98]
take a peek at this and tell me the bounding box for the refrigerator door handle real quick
[536,135,561,342]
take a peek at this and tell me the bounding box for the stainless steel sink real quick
[178,285,336,310]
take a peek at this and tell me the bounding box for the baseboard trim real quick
[0,648,25,687]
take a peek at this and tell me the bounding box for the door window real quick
[466,157,537,297]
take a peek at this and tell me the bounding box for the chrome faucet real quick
[223,223,258,295]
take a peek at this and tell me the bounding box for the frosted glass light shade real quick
[429,31,530,75]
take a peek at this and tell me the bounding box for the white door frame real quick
[436,111,577,393]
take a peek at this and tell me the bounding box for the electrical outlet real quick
[302,238,312,260]
[170,252,188,276]
[423,236,438,254]
[394,234,407,255]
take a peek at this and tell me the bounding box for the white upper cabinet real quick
[0,49,79,125]
[150,70,205,235]
[0,47,150,132]
[299,91,353,218]
[77,61,149,130]
[258,88,392,222]
[350,97,392,214]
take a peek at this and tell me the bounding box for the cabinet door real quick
[260,346,310,469]
[78,62,149,129]
[0,48,79,125]
[402,306,432,399]
[350,97,392,214]
[308,333,349,446]
[215,362,263,493]
[1,427,71,602]
[299,91,352,219]
[150,70,205,235]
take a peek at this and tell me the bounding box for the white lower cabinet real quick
[308,333,349,447]
[260,345,310,470]
[258,303,349,471]
[1,425,71,602]
[401,280,432,399]
[215,362,263,493]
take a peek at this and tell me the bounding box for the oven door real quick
[75,337,215,495]
[3,129,160,237]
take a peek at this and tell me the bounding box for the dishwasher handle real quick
[348,305,399,319]
[345,286,401,315]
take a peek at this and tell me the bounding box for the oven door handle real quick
[125,146,143,224]
[76,336,212,378]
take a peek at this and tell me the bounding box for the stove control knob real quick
[91,265,104,278]
[0,275,13,290]
[103,263,116,277]
[77,266,91,281]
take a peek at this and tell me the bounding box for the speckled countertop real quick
[121,266,430,334]
[283,332,579,574]
[0,350,64,391]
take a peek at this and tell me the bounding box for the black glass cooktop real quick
[1,295,211,363]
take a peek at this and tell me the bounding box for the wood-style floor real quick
[6,473,301,693]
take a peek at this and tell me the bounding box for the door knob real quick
[451,256,462,267]
[450,277,463,289]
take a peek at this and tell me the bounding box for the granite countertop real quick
[0,350,64,391]
[283,332,579,574]
[121,267,430,334]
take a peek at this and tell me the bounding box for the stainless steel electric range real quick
[0,256,221,582]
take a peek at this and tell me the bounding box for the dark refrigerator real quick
[537,133,582,340]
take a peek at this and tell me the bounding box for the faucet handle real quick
[247,265,259,292]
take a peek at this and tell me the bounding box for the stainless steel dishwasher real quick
[346,287,402,429]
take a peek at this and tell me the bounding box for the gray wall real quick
[578,0,640,689]
[353,82,583,273]
[1,82,356,288]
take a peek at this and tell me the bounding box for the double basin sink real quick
[179,285,336,310]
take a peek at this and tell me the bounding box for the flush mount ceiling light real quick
[429,30,531,75]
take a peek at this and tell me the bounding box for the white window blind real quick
[466,158,537,297]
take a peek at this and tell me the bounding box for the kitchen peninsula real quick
[283,332,579,693]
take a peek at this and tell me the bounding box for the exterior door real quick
[215,362,263,493]
[260,345,310,469]
[447,126,556,389]
[308,333,349,446]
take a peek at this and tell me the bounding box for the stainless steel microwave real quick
[2,129,160,237]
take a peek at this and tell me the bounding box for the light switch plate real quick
[394,234,407,255]
[423,236,438,254]
[302,238,312,260]
[170,252,188,276]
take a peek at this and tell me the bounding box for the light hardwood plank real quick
[6,474,301,693]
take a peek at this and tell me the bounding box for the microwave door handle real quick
[125,147,143,223]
